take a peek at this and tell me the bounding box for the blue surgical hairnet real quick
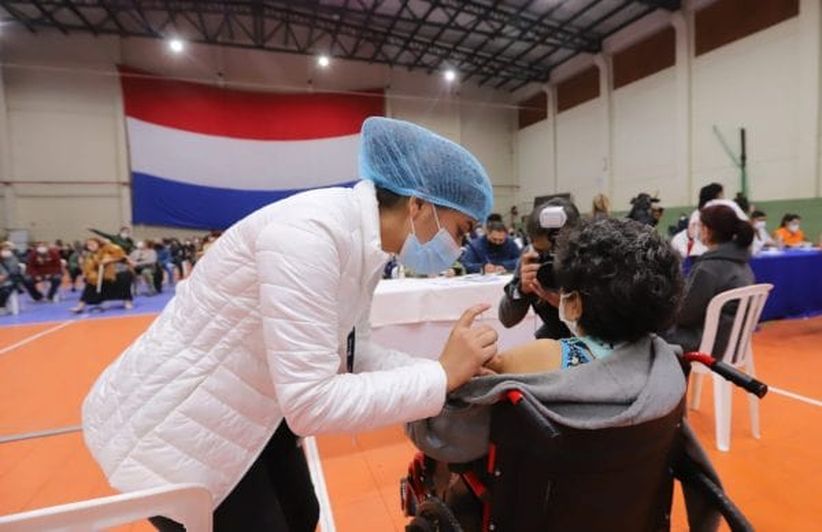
[359,117,493,222]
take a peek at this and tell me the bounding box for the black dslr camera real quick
[534,206,567,290]
[627,193,660,226]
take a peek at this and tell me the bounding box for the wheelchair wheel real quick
[405,497,463,532]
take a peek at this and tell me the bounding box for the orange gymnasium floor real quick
[0,313,820,531]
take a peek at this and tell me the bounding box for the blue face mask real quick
[398,205,462,275]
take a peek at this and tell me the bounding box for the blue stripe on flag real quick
[132,172,357,230]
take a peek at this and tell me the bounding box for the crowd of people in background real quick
[384,180,819,282]
[0,226,222,315]
[1,187,818,319]
[378,181,821,365]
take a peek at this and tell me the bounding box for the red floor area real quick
[0,316,820,530]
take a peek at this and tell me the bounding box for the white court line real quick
[0,424,82,444]
[304,436,336,532]
[0,320,75,356]
[769,386,822,408]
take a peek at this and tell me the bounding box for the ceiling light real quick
[317,55,331,68]
[168,38,184,53]
[444,69,457,82]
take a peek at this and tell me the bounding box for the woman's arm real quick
[257,221,447,436]
[485,339,561,375]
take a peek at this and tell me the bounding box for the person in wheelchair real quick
[406,217,743,531]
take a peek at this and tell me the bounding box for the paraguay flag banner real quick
[120,67,384,229]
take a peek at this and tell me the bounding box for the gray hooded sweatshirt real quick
[407,335,724,531]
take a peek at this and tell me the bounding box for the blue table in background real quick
[750,249,822,321]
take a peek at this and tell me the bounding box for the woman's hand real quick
[439,304,499,392]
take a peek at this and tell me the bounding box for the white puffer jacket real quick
[82,180,447,506]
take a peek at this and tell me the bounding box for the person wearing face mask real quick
[70,238,134,313]
[81,117,499,532]
[407,218,689,494]
[0,243,21,311]
[750,210,776,254]
[0,242,25,295]
[663,204,755,355]
[89,225,136,254]
[774,213,807,248]
[129,240,160,295]
[23,242,64,303]
[460,220,521,274]
[498,198,581,340]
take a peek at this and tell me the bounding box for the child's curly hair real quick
[554,217,683,343]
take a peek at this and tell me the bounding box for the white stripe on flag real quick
[126,117,360,191]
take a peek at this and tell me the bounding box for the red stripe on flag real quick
[119,66,385,141]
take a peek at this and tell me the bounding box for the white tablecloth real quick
[369,274,538,360]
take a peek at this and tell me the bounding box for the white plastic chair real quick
[688,283,773,452]
[0,484,212,532]
[7,291,20,315]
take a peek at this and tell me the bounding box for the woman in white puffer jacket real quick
[82,117,499,531]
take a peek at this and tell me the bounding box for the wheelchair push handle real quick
[683,353,768,399]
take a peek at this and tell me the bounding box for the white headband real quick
[703,199,749,221]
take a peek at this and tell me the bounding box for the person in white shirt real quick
[750,210,776,254]
[673,183,724,259]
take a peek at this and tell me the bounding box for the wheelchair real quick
[401,352,767,532]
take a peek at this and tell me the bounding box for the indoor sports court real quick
[1,306,820,530]
[1,0,821,531]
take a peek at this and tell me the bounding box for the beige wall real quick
[514,0,822,215]
[0,28,517,242]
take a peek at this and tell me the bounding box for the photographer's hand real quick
[519,248,540,294]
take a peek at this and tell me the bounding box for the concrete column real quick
[593,54,613,199]
[797,0,821,197]
[671,11,693,206]
[112,59,133,228]
[0,64,18,230]
[547,84,559,195]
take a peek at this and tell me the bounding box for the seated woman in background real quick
[773,213,807,247]
[664,203,754,355]
[750,210,776,254]
[70,238,134,313]
[408,217,686,465]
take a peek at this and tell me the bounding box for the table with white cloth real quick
[369,274,539,360]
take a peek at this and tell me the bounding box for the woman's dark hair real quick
[375,186,408,210]
[526,198,580,240]
[698,182,723,209]
[700,205,754,247]
[780,213,801,227]
[486,221,507,234]
[751,210,766,219]
[554,217,683,343]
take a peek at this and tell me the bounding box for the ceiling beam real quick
[31,0,68,35]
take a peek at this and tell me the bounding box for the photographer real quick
[626,192,660,226]
[498,198,580,339]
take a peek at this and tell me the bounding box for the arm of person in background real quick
[676,266,719,328]
[459,241,485,274]
[88,228,117,242]
[498,256,534,328]
[257,222,496,436]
